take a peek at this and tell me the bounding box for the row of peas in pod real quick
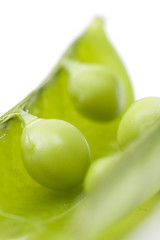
[18,56,160,193]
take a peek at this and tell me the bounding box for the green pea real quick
[118,97,160,148]
[65,60,125,122]
[20,116,91,191]
[84,154,118,192]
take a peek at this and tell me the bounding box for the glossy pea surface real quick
[69,64,125,122]
[21,119,91,190]
[118,97,160,148]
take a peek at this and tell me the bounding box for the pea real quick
[118,97,160,148]
[84,155,118,192]
[20,115,91,191]
[64,60,125,122]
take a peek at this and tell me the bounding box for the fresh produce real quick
[118,97,160,148]
[63,60,125,121]
[2,17,158,240]
[20,112,91,191]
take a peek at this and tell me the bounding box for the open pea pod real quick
[0,18,134,240]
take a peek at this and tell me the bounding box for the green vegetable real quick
[20,113,91,191]
[118,97,160,148]
[84,154,118,192]
[0,18,134,240]
[63,60,125,121]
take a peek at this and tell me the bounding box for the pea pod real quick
[0,18,133,240]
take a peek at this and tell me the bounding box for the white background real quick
[0,1,160,239]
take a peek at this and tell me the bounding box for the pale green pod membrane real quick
[20,116,91,191]
[118,97,160,148]
[65,61,125,122]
